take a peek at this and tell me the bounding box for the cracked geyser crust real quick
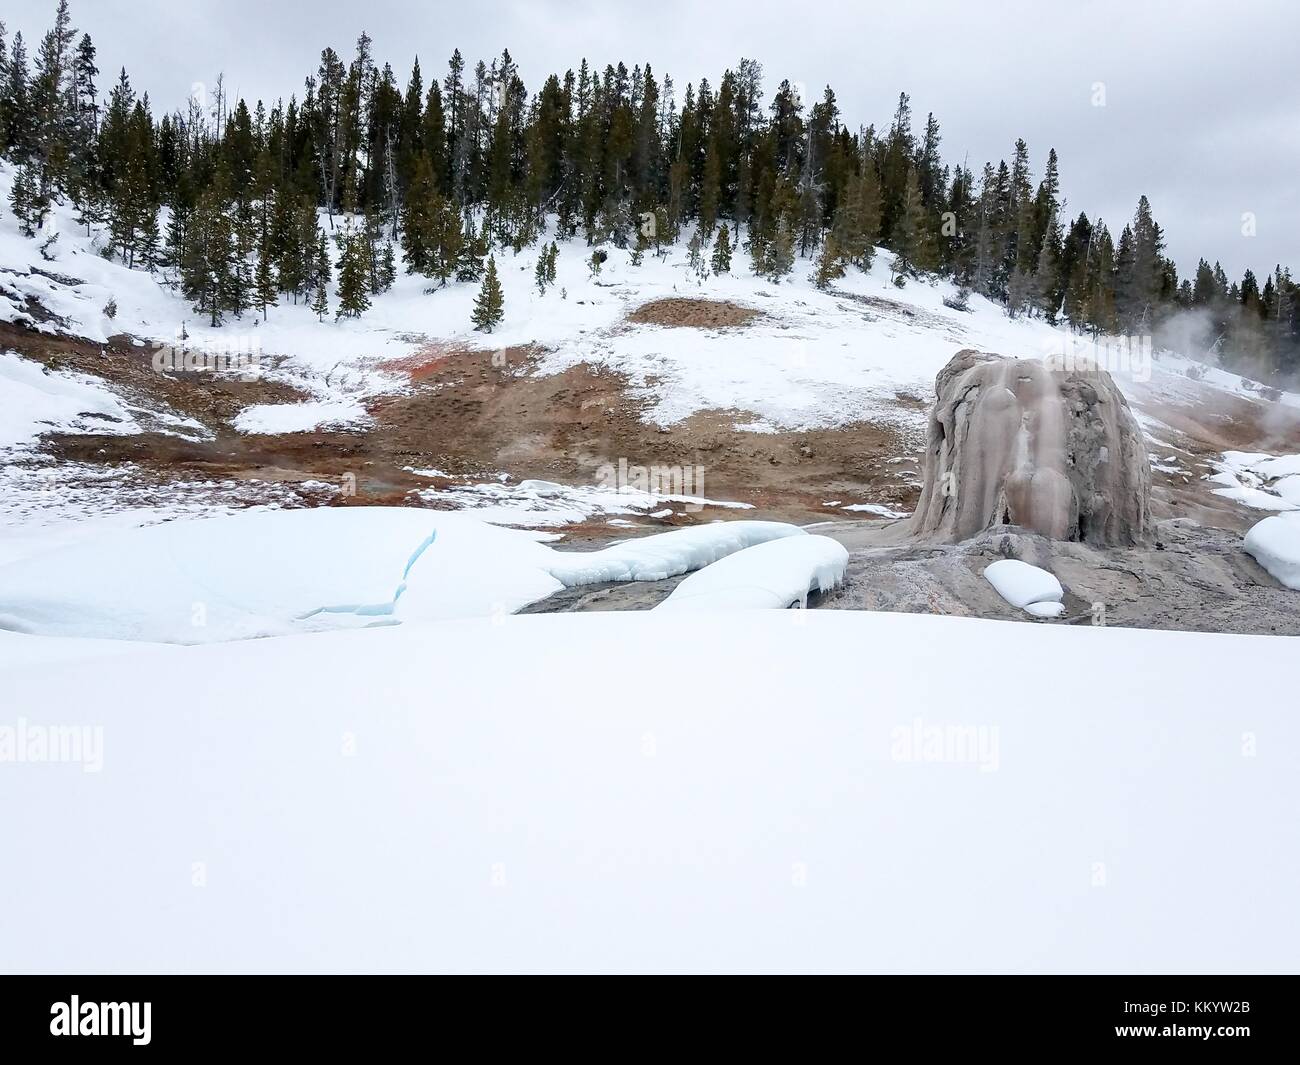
[908,349,1153,546]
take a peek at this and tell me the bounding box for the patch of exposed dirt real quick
[627,297,764,329]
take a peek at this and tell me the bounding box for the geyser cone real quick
[908,349,1152,546]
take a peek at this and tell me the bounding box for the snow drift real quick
[0,508,806,642]
[2,610,1296,974]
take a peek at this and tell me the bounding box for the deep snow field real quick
[2,162,1300,973]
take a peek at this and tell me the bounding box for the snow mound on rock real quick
[546,520,805,586]
[984,558,1065,615]
[657,534,848,610]
[1244,514,1300,590]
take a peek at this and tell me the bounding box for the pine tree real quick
[472,253,505,331]
[454,213,484,282]
[711,223,732,275]
[832,163,882,270]
[400,154,439,275]
[768,216,795,283]
[255,240,277,319]
[8,164,50,235]
[335,230,371,318]
[889,166,937,282]
[535,247,550,295]
[686,229,703,275]
[1031,210,1063,320]
[814,232,845,289]
[376,241,397,292]
[181,168,240,326]
[311,273,329,321]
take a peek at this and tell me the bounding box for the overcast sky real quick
[6,0,1295,280]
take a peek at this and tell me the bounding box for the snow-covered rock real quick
[545,520,804,585]
[1244,514,1300,590]
[983,559,1065,613]
[1024,600,1066,619]
[657,534,848,610]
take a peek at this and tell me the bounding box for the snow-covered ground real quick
[2,608,1295,974]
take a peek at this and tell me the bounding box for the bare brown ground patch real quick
[627,297,764,329]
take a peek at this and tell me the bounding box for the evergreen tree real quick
[686,229,703,274]
[8,163,50,235]
[255,240,277,319]
[376,241,397,292]
[472,253,505,331]
[178,163,244,326]
[813,232,845,289]
[711,223,732,274]
[832,161,882,270]
[400,154,440,275]
[335,229,371,318]
[889,166,936,281]
[768,215,795,283]
[535,246,550,295]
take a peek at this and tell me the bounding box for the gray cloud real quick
[6,0,1295,279]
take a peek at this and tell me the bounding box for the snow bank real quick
[2,610,1296,973]
[658,534,847,610]
[0,508,804,642]
[0,507,446,643]
[1244,514,1300,590]
[984,559,1065,614]
[545,520,804,585]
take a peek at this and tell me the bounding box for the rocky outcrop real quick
[907,349,1152,546]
